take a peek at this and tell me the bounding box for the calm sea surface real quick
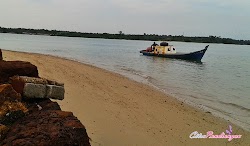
[1,33,249,131]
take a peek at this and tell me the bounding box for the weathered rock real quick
[13,76,48,84]
[0,101,28,117]
[2,110,91,146]
[0,110,26,126]
[0,60,89,145]
[46,85,65,100]
[0,84,28,125]
[25,99,61,113]
[0,124,8,140]
[1,91,60,122]
[0,61,38,83]
[0,84,21,102]
[0,49,2,61]
[47,79,64,86]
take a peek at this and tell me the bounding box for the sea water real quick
[0,33,249,131]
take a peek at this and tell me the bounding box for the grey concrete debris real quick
[23,83,46,99]
[23,83,65,100]
[46,85,65,100]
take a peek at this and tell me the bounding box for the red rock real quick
[0,84,22,102]
[0,84,28,125]
[0,61,38,83]
[47,79,64,86]
[0,124,8,140]
[0,110,26,126]
[2,110,91,146]
[25,99,61,113]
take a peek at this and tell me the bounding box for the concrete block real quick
[23,83,46,99]
[46,85,65,100]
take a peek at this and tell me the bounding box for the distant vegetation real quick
[0,26,249,45]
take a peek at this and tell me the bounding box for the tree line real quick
[0,27,249,45]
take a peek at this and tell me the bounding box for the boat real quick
[140,42,208,61]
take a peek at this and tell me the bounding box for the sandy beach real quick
[2,50,250,146]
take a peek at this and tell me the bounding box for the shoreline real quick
[4,49,249,132]
[2,49,250,145]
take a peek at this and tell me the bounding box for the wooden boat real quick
[140,43,209,61]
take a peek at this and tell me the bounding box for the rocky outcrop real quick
[0,84,28,125]
[0,85,90,145]
[1,110,90,146]
[0,61,39,83]
[0,98,64,141]
[0,84,22,102]
[0,84,28,140]
[0,124,8,139]
[25,99,61,113]
[0,52,90,145]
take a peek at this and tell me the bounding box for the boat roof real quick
[157,45,174,47]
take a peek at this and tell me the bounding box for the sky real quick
[0,0,249,40]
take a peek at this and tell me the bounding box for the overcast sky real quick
[0,0,249,40]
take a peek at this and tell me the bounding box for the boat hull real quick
[140,45,208,61]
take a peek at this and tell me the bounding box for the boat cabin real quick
[152,42,176,55]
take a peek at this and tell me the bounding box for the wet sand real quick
[3,50,250,146]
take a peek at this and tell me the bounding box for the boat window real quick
[173,48,175,51]
[168,48,170,51]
